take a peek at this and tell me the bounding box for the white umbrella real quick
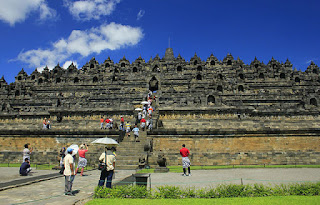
[91,137,119,147]
[141,101,148,105]
[68,144,79,156]
[135,108,143,111]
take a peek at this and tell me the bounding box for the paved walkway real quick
[147,168,320,189]
[0,168,135,205]
[0,168,319,205]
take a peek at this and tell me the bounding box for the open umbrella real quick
[135,108,143,111]
[68,144,79,156]
[91,137,119,147]
[141,101,148,105]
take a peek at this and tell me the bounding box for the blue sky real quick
[0,0,319,83]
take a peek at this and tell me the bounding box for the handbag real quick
[98,162,106,170]
[98,151,107,170]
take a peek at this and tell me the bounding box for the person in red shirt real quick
[120,116,124,131]
[105,118,111,129]
[140,118,146,131]
[180,144,191,176]
[76,144,88,176]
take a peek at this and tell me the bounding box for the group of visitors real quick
[100,117,114,129]
[20,144,33,176]
[18,141,191,196]
[42,118,51,129]
[61,143,89,196]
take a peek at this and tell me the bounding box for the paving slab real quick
[147,168,320,189]
[0,168,319,205]
[0,168,135,205]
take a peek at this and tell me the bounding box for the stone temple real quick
[0,48,319,169]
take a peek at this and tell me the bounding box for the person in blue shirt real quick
[132,124,139,142]
[20,158,31,176]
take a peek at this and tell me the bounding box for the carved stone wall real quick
[0,48,319,119]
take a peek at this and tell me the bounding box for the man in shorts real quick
[179,144,191,176]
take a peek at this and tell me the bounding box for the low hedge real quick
[94,182,320,199]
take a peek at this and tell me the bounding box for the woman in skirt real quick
[76,144,88,176]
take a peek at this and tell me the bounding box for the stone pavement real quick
[147,168,320,189]
[0,168,319,205]
[0,168,135,205]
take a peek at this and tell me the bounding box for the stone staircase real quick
[115,129,148,170]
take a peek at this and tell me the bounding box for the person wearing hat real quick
[75,144,88,176]
[64,147,76,196]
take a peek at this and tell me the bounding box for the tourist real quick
[109,118,113,129]
[47,118,51,129]
[125,121,131,137]
[59,147,66,174]
[105,118,111,129]
[180,144,191,176]
[148,118,153,131]
[98,147,116,188]
[120,116,124,131]
[148,106,153,117]
[19,158,32,176]
[138,111,142,122]
[100,116,104,129]
[132,124,139,142]
[43,118,47,129]
[140,118,146,131]
[64,147,76,196]
[75,144,88,176]
[23,144,33,163]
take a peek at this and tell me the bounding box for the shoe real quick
[188,174,191,176]
[65,192,75,196]
[182,174,186,176]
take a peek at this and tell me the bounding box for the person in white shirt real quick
[64,148,76,196]
[98,147,116,188]
[23,144,33,162]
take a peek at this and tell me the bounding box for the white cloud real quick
[39,3,57,21]
[16,22,144,70]
[64,0,121,21]
[137,10,145,20]
[0,0,57,26]
[63,60,78,69]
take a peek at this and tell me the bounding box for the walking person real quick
[64,148,76,196]
[98,147,116,188]
[75,144,88,176]
[59,147,66,174]
[180,144,191,176]
[23,144,33,163]
[119,116,124,131]
[140,118,146,131]
[125,121,131,137]
[100,116,104,129]
[132,124,140,142]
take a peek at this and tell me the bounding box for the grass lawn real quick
[86,196,320,205]
[137,164,320,173]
